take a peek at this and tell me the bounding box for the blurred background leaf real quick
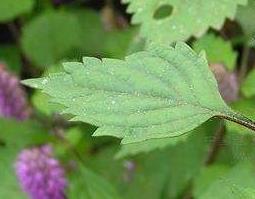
[1,1,255,198]
[21,10,80,67]
[0,0,34,22]
[236,0,255,47]
[241,69,255,97]
[194,162,255,199]
[68,163,122,199]
[193,33,237,71]
[0,118,50,198]
[0,45,21,73]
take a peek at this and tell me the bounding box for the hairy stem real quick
[220,112,255,132]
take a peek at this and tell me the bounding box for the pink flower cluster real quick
[0,63,30,120]
[15,145,67,199]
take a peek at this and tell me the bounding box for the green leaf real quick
[225,132,255,163]
[68,164,122,199]
[0,148,28,199]
[194,162,255,199]
[127,35,146,55]
[193,33,237,71]
[21,11,80,67]
[152,129,212,198]
[241,69,255,97]
[242,188,255,199]
[71,9,105,56]
[21,9,136,67]
[65,127,83,147]
[0,45,21,74]
[236,0,255,46]
[116,119,218,158]
[0,0,34,22]
[0,118,49,147]
[86,129,210,199]
[102,28,137,58]
[70,9,136,59]
[194,165,230,197]
[23,42,237,144]
[32,91,63,115]
[123,0,247,44]
[86,147,168,199]
[31,63,64,115]
[116,134,188,158]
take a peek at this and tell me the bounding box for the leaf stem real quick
[239,45,250,83]
[219,112,255,132]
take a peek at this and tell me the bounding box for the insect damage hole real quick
[153,5,173,20]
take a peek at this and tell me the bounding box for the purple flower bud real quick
[0,63,30,120]
[15,145,67,199]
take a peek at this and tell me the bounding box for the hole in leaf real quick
[153,5,173,20]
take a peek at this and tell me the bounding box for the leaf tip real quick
[21,78,44,89]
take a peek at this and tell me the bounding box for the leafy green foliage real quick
[123,0,247,44]
[72,9,136,59]
[145,130,211,198]
[225,132,255,163]
[68,164,122,199]
[86,147,169,199]
[72,9,105,56]
[0,151,28,199]
[0,0,34,22]
[0,45,21,73]
[236,0,255,46]
[23,42,233,144]
[2,1,255,198]
[194,165,230,197]
[0,119,49,147]
[241,69,255,97]
[193,33,237,71]
[0,119,49,198]
[86,130,211,199]
[194,162,255,199]
[31,63,64,115]
[21,11,81,67]
[21,9,136,68]
[64,127,83,147]
[32,91,62,115]
[116,135,188,158]
[116,119,218,157]
[102,28,137,58]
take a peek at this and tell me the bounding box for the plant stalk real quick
[219,113,255,132]
[239,45,250,83]
[205,120,225,165]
